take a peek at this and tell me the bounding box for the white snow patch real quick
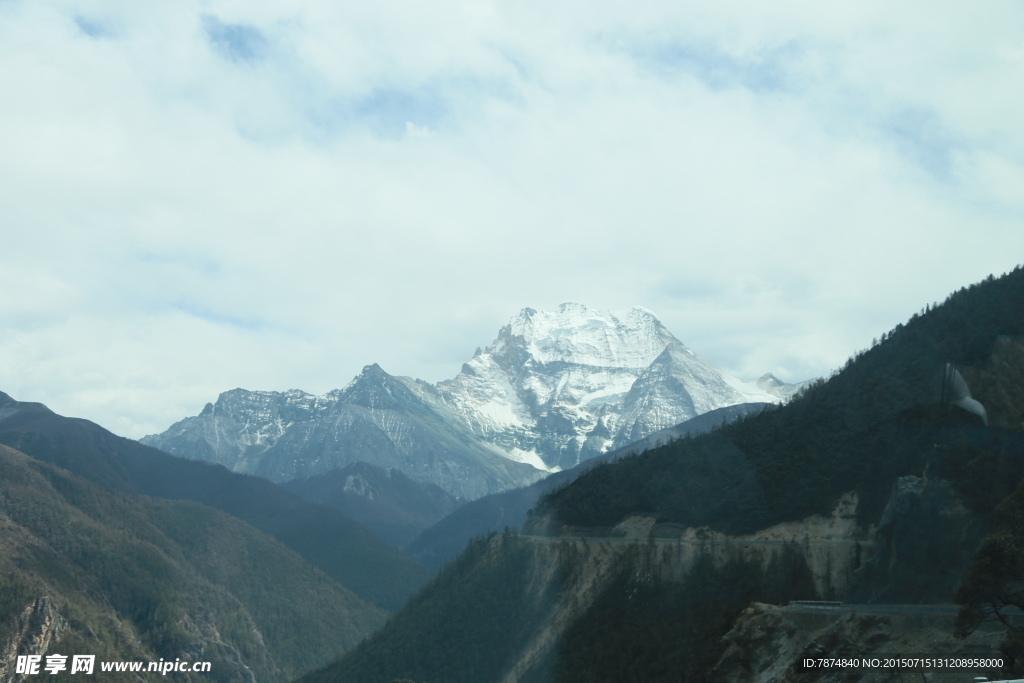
[724,375,789,403]
[470,398,523,428]
[502,447,561,473]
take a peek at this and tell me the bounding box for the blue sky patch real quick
[174,302,268,331]
[203,15,269,64]
[882,106,959,181]
[626,37,807,94]
[74,16,112,39]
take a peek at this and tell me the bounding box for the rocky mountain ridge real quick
[282,462,459,548]
[142,303,808,498]
[432,303,802,471]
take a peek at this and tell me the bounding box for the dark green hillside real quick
[301,268,1024,683]
[541,548,816,683]
[0,444,384,683]
[300,531,565,683]
[0,396,431,611]
[539,266,1024,534]
[405,403,768,571]
[301,533,822,683]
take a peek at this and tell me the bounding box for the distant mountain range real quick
[142,304,808,501]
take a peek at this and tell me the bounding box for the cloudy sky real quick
[2,0,1022,438]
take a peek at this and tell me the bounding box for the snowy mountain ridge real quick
[141,303,809,497]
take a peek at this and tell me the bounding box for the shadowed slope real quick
[0,395,431,611]
[0,444,385,683]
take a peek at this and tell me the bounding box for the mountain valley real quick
[281,462,459,549]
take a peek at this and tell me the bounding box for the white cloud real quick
[405,121,434,139]
[1,0,1022,436]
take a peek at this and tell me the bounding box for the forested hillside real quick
[539,267,1024,533]
[0,396,430,611]
[303,267,1024,683]
[0,444,385,683]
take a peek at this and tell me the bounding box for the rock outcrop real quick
[0,596,67,683]
[846,473,986,604]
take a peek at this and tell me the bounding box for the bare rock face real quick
[142,305,808,497]
[846,473,986,604]
[141,367,542,500]
[712,603,803,683]
[0,599,269,683]
[0,596,67,683]
[178,610,264,683]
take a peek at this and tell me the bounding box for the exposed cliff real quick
[529,491,871,600]
[0,596,67,683]
[304,495,872,683]
[846,473,987,604]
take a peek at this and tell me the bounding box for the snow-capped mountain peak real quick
[436,305,808,470]
[141,304,811,497]
[498,303,674,369]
